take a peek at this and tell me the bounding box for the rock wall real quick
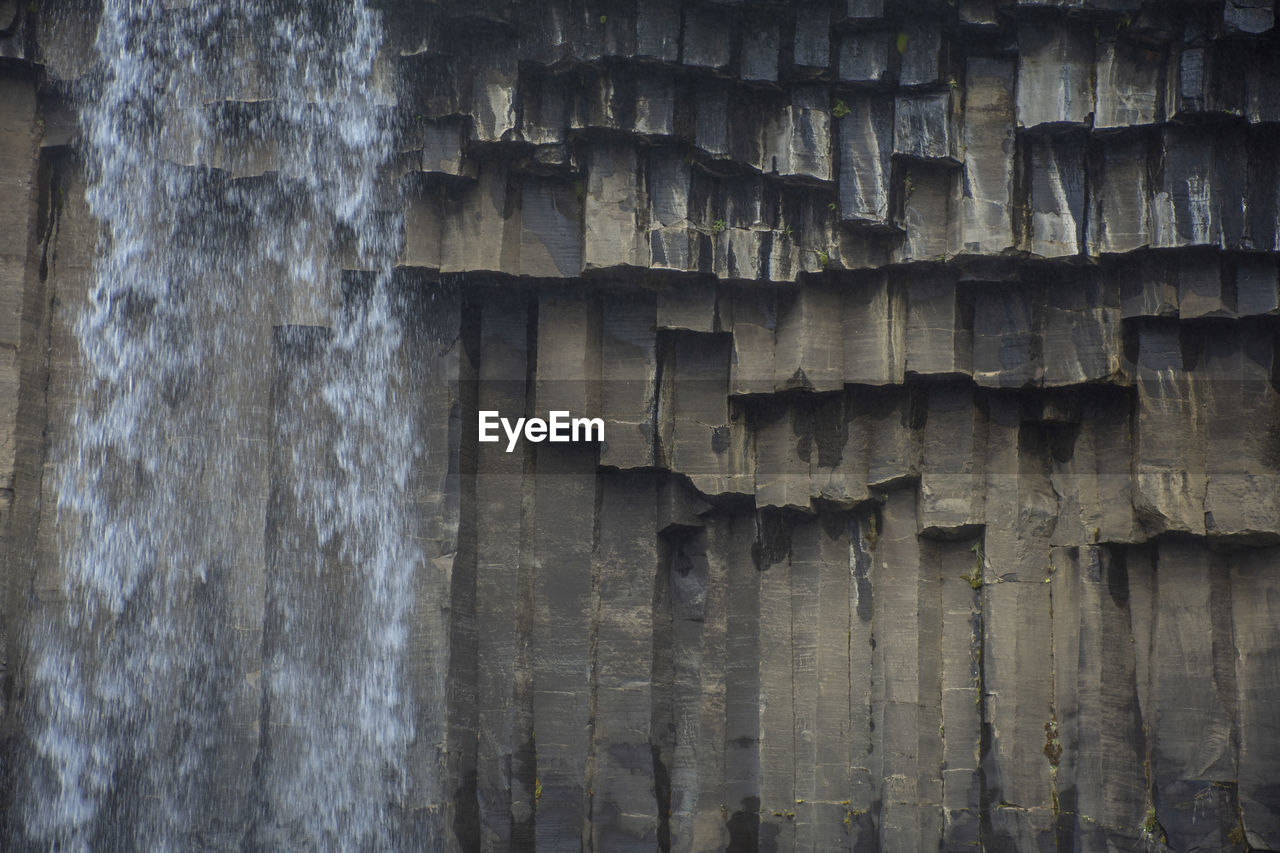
[3,0,1280,850]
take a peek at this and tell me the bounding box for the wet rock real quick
[740,10,780,81]
[774,283,843,392]
[1094,38,1163,129]
[919,385,986,533]
[905,277,970,376]
[1132,321,1206,536]
[792,1,832,73]
[765,85,833,182]
[895,163,959,261]
[1234,254,1280,315]
[837,29,891,84]
[636,0,681,61]
[897,21,943,87]
[893,91,958,164]
[1225,0,1275,34]
[1016,19,1094,128]
[1087,135,1153,255]
[681,5,733,70]
[842,272,906,384]
[971,284,1040,388]
[1028,133,1086,257]
[837,93,894,227]
[960,58,1017,254]
[583,142,644,270]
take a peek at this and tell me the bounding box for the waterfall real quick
[17,2,429,848]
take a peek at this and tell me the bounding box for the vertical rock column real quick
[531,294,600,849]
[473,294,531,849]
[793,516,853,849]
[203,222,273,847]
[403,283,462,837]
[589,471,659,851]
[1231,547,1280,850]
[1133,321,1206,536]
[874,488,944,849]
[0,73,38,610]
[0,72,43,730]
[756,510,796,851]
[665,523,723,853]
[1048,545,1146,849]
[1143,539,1239,849]
[260,324,341,847]
[722,513,762,846]
[12,159,94,829]
[934,534,983,849]
[981,397,1057,850]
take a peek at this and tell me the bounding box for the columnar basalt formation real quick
[3,0,1280,850]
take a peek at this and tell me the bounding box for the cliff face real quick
[3,0,1280,850]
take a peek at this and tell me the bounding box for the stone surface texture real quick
[4,0,1280,851]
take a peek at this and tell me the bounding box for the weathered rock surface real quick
[5,0,1280,850]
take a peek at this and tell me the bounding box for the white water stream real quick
[17,3,430,848]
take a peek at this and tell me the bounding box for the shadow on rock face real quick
[727,796,760,853]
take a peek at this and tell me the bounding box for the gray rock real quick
[837,30,890,84]
[753,401,814,512]
[844,0,884,19]
[1049,390,1140,545]
[895,163,960,261]
[765,85,833,182]
[727,288,777,396]
[1143,540,1239,851]
[1201,327,1280,542]
[1235,254,1280,315]
[13,2,1280,849]
[1152,127,1240,249]
[893,91,958,164]
[740,11,780,82]
[874,489,945,850]
[590,473,661,851]
[1094,38,1163,128]
[1087,135,1152,255]
[1028,133,1086,258]
[842,272,906,384]
[897,21,942,87]
[1245,45,1280,122]
[584,142,645,270]
[919,385,986,534]
[636,0,681,61]
[972,285,1040,388]
[793,1,832,72]
[905,277,970,376]
[601,293,657,470]
[960,59,1017,254]
[1232,548,1280,851]
[1132,321,1206,536]
[1175,251,1232,318]
[681,5,733,69]
[837,94,894,227]
[662,333,751,497]
[474,297,531,848]
[1225,0,1275,34]
[774,283,843,392]
[1117,254,1179,319]
[1048,546,1147,849]
[1016,19,1095,128]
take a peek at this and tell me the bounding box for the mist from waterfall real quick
[16,2,430,848]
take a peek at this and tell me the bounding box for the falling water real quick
[17,2,430,848]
